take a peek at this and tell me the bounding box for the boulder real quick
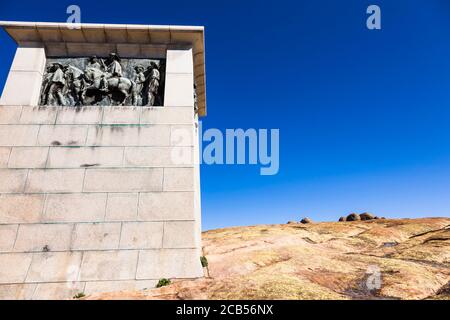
[374,216,380,219]
[346,213,361,221]
[300,218,313,224]
[360,212,375,221]
[338,217,345,222]
[287,221,296,224]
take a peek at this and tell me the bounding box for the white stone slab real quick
[171,125,194,146]
[102,107,140,124]
[32,282,85,300]
[119,222,163,249]
[105,193,138,221]
[25,169,85,193]
[71,223,121,250]
[47,147,123,168]
[78,250,139,281]
[26,252,83,282]
[37,125,88,146]
[0,225,18,252]
[85,125,171,147]
[140,107,193,124]
[19,106,58,124]
[163,168,195,191]
[43,193,107,223]
[56,106,103,124]
[0,253,33,284]
[123,147,193,167]
[0,169,28,193]
[0,147,11,167]
[164,73,194,107]
[8,147,49,168]
[163,221,197,248]
[138,192,194,221]
[136,249,203,279]
[0,125,39,146]
[0,284,37,300]
[84,280,157,295]
[0,71,42,106]
[0,106,22,124]
[10,46,46,74]
[83,168,163,192]
[166,49,194,74]
[0,194,45,224]
[13,224,73,252]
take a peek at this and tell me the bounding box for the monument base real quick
[0,105,203,299]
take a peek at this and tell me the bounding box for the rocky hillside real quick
[85,218,449,300]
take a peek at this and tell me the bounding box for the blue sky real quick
[1,0,450,230]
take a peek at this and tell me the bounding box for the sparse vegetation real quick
[156,278,171,288]
[73,292,85,299]
[200,256,209,268]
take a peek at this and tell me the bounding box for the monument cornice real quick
[0,21,207,116]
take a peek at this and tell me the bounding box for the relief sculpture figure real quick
[40,54,164,107]
[146,62,160,106]
[45,63,68,106]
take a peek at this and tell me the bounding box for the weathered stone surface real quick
[0,284,37,300]
[171,125,194,146]
[163,221,197,248]
[0,194,45,224]
[47,147,123,168]
[8,147,49,168]
[43,193,107,223]
[136,249,203,280]
[25,169,85,193]
[33,282,85,300]
[85,125,170,147]
[84,280,157,295]
[19,107,58,124]
[37,125,88,146]
[124,147,193,167]
[138,192,194,221]
[0,125,39,146]
[56,106,103,124]
[84,168,163,192]
[26,252,83,282]
[0,253,33,284]
[105,193,138,221]
[13,224,73,252]
[0,169,28,193]
[78,250,139,281]
[102,107,140,124]
[119,222,163,249]
[140,107,193,125]
[71,223,121,250]
[0,106,22,124]
[163,168,194,191]
[0,147,10,167]
[0,225,18,252]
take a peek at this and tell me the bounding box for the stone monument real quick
[0,21,206,299]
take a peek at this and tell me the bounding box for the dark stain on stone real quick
[80,163,100,168]
[51,141,62,146]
